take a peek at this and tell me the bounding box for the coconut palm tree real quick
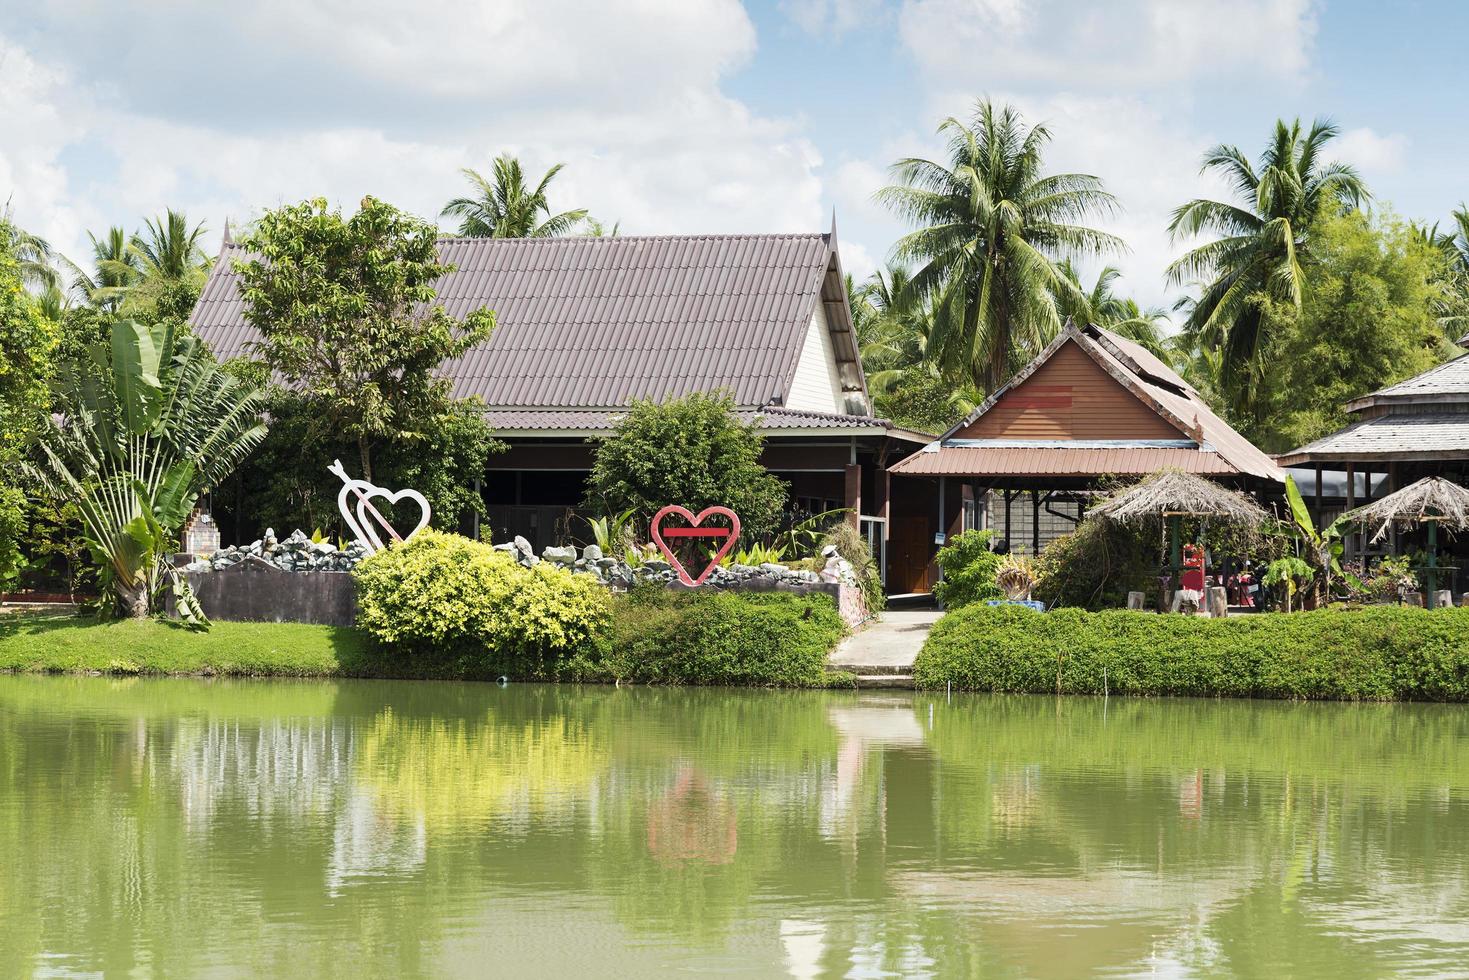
[1166,118,1368,411]
[441,155,589,238]
[0,212,61,290]
[70,226,143,310]
[131,209,210,286]
[1053,260,1173,360]
[877,100,1123,393]
[1414,207,1469,341]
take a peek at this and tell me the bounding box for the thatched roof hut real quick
[1086,470,1270,525]
[1342,476,1469,543]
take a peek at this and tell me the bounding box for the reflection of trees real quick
[352,708,605,831]
[5,677,1469,976]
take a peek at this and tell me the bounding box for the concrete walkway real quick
[829,604,942,688]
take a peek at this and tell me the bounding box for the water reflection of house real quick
[823,697,936,849]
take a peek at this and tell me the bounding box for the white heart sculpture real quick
[355,486,431,552]
[328,459,432,554]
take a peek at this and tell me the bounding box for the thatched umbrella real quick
[1341,476,1469,608]
[1087,470,1270,581]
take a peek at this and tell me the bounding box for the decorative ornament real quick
[328,459,431,554]
[650,505,741,586]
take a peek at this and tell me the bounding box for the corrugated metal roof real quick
[483,406,893,434]
[190,233,844,410]
[893,323,1283,482]
[1276,413,1469,465]
[891,445,1237,477]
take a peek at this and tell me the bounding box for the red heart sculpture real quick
[650,505,742,586]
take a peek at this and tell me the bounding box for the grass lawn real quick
[0,615,425,679]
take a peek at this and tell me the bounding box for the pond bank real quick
[0,614,855,688]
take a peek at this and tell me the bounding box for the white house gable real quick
[785,303,847,414]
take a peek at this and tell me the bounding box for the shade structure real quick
[1341,476,1469,544]
[1086,470,1270,526]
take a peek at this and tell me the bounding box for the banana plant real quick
[27,318,267,623]
[1282,475,1357,603]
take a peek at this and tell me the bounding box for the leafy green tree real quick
[441,155,589,238]
[0,221,60,581]
[26,319,266,618]
[235,196,495,481]
[584,393,789,540]
[1167,118,1369,413]
[878,99,1122,392]
[1246,209,1449,452]
[217,390,500,540]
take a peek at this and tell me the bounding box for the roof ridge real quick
[434,231,829,245]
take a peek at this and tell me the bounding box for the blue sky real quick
[2,0,1464,314]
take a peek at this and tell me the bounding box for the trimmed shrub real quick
[932,529,1001,609]
[604,587,846,686]
[914,604,1469,701]
[353,530,610,671]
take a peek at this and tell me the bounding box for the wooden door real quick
[888,515,934,595]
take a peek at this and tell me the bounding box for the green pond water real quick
[3,677,1469,978]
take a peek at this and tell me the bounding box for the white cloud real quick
[781,0,886,36]
[1333,126,1409,175]
[0,2,828,280]
[899,0,1319,90]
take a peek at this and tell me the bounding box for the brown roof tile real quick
[190,232,847,411]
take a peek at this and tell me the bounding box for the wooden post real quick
[1345,462,1356,559]
[844,462,862,529]
[1426,519,1440,609]
[1004,489,1013,549]
[1031,489,1041,555]
[1314,465,1323,526]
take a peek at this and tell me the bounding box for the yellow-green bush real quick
[353,530,610,669]
[915,603,1469,701]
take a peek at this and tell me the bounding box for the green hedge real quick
[352,532,847,685]
[601,587,847,687]
[914,604,1469,701]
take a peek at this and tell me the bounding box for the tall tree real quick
[1244,208,1449,452]
[69,226,142,310]
[0,219,60,581]
[131,209,210,284]
[235,196,495,481]
[1053,260,1172,360]
[1167,118,1369,413]
[1412,205,1469,340]
[441,155,589,238]
[877,99,1122,392]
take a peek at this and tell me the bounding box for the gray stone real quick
[582,544,603,561]
[542,545,577,564]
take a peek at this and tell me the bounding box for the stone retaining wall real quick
[175,530,872,629]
